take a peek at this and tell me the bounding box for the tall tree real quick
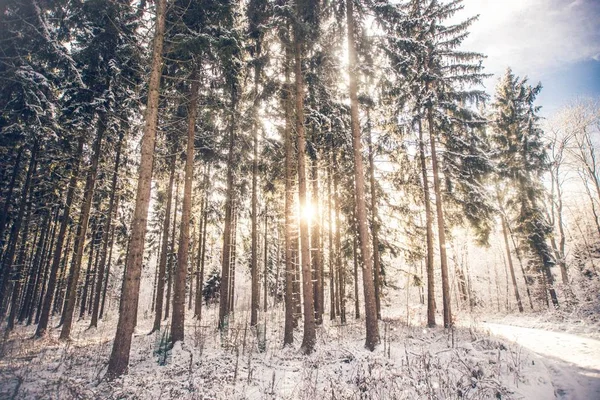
[106,0,167,378]
[346,0,379,350]
[490,68,559,308]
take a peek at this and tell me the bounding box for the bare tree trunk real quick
[194,165,209,319]
[427,108,452,328]
[33,206,59,324]
[106,0,166,378]
[294,34,316,354]
[61,114,106,340]
[91,131,124,328]
[417,119,436,327]
[218,87,238,331]
[366,110,381,320]
[6,164,35,332]
[311,155,323,325]
[19,210,49,323]
[347,0,379,350]
[263,202,269,313]
[333,152,345,325]
[151,156,175,331]
[501,215,524,312]
[327,157,336,321]
[165,175,180,320]
[171,69,199,343]
[0,146,24,254]
[283,36,295,345]
[1,142,38,318]
[353,235,359,319]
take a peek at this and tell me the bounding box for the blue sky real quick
[458,0,600,116]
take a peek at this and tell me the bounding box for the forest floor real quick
[0,305,568,400]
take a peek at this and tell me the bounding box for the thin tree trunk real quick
[151,155,175,331]
[106,0,166,378]
[218,87,238,331]
[19,211,49,323]
[311,155,323,325]
[294,33,316,355]
[0,146,24,254]
[194,165,209,319]
[60,114,106,340]
[501,215,524,312]
[90,131,124,328]
[418,118,436,327]
[34,206,59,325]
[171,68,199,343]
[263,202,268,313]
[366,110,381,320]
[79,220,98,319]
[327,156,335,321]
[165,175,180,320]
[333,152,345,325]
[427,107,452,328]
[347,0,379,350]
[353,235,359,319]
[0,142,38,317]
[6,177,35,333]
[283,37,295,347]
[100,209,117,320]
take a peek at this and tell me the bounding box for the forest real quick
[0,0,599,398]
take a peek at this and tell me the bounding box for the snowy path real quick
[484,323,600,399]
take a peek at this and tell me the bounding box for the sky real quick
[457,0,600,116]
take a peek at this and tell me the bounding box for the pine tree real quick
[490,68,559,308]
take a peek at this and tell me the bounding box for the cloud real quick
[458,0,600,86]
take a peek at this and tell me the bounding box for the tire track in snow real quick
[483,322,600,399]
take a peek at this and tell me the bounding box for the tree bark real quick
[165,175,180,320]
[194,165,209,320]
[283,37,295,347]
[60,113,106,340]
[366,111,382,320]
[294,32,316,354]
[427,107,453,328]
[106,0,166,378]
[90,130,124,328]
[417,118,436,327]
[347,0,379,350]
[311,155,323,325]
[0,146,24,254]
[0,142,38,317]
[171,68,199,344]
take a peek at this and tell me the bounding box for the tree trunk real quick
[90,130,124,328]
[171,68,199,344]
[263,204,269,313]
[165,175,180,320]
[151,155,175,331]
[0,142,38,317]
[194,165,209,320]
[0,146,24,254]
[311,155,323,325]
[33,206,59,325]
[500,215,524,312]
[366,110,381,320]
[353,234,359,319]
[79,219,98,319]
[417,118,436,327]
[6,176,35,333]
[106,0,166,378]
[19,210,49,323]
[347,0,379,350]
[294,33,316,355]
[327,156,335,321]
[218,86,238,331]
[283,37,295,347]
[60,112,106,340]
[333,152,345,325]
[427,107,452,328]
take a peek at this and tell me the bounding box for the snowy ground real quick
[0,306,558,399]
[483,323,600,400]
